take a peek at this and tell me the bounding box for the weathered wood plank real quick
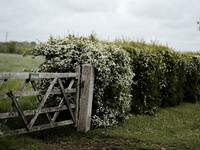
[7,91,29,131]
[28,78,58,129]
[30,73,77,80]
[51,79,76,123]
[0,120,73,136]
[0,89,76,100]
[0,72,77,80]
[68,79,75,89]
[58,79,75,122]
[30,80,52,123]
[77,64,94,132]
[0,65,94,135]
[14,89,76,97]
[0,104,75,119]
[0,80,5,87]
[50,98,64,123]
[75,66,81,126]
[0,73,29,80]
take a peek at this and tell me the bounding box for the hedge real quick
[183,56,200,102]
[121,41,200,115]
[32,35,134,127]
[32,35,200,127]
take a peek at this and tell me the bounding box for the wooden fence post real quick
[77,64,94,132]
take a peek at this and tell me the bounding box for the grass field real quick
[0,53,200,150]
[0,53,43,72]
[0,53,44,112]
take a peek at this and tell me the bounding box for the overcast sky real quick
[0,0,200,51]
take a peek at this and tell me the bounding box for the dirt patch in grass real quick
[1,102,200,150]
[47,136,171,150]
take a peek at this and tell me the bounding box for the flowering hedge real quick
[32,35,200,127]
[32,35,134,127]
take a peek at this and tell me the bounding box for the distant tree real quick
[198,20,200,31]
[7,41,16,53]
[30,41,36,46]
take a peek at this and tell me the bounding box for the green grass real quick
[1,103,199,150]
[0,53,43,93]
[0,53,200,149]
[0,53,43,112]
[88,103,200,149]
[0,53,43,72]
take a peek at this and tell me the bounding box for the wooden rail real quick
[0,89,76,100]
[0,72,77,80]
[0,64,94,136]
[0,71,80,136]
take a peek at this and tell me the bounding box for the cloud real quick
[58,0,119,13]
[0,0,200,51]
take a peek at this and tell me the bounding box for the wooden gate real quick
[0,64,94,136]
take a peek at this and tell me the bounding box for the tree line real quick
[0,41,36,55]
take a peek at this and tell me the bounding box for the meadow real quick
[0,53,200,150]
[0,53,43,112]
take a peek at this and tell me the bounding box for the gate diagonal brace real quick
[0,71,83,136]
[31,80,52,122]
[0,80,4,87]
[27,78,58,129]
[58,79,75,122]
[51,79,75,123]
[7,91,29,131]
[50,98,64,123]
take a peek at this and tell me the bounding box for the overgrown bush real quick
[32,36,200,127]
[159,50,182,106]
[122,46,166,114]
[183,56,200,102]
[120,41,200,114]
[32,35,134,127]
